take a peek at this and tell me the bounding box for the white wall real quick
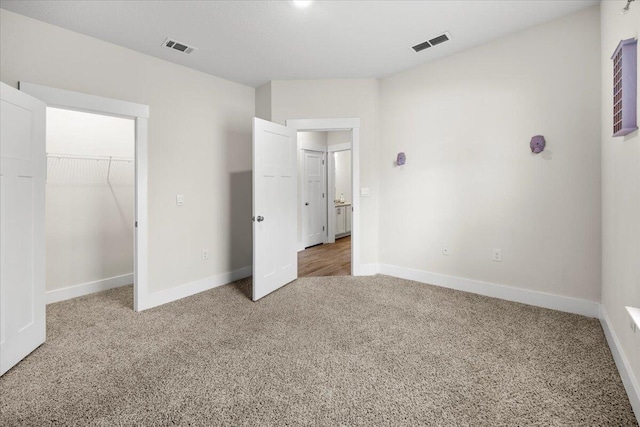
[600,0,640,403]
[255,82,271,121]
[0,9,255,295]
[270,79,379,266]
[334,151,351,203]
[46,108,134,291]
[328,131,352,146]
[298,131,328,148]
[378,6,601,302]
[47,107,134,158]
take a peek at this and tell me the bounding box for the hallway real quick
[298,236,351,277]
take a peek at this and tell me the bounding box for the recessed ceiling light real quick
[292,0,313,9]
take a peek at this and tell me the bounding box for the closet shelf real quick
[46,153,134,183]
[46,153,133,162]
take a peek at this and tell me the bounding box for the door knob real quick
[257,216,264,222]
[305,202,309,206]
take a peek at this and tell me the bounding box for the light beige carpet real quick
[0,275,635,426]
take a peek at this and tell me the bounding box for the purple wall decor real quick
[530,135,545,154]
[397,152,406,165]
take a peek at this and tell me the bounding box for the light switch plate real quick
[360,187,370,197]
[176,195,185,206]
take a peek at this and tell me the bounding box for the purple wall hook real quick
[397,152,406,165]
[530,135,545,154]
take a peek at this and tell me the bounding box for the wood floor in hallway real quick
[298,235,351,277]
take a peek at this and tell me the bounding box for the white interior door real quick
[303,150,326,248]
[0,82,46,376]
[252,118,297,301]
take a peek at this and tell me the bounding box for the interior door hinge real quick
[135,221,138,228]
[322,193,325,198]
[322,160,325,165]
[323,226,325,231]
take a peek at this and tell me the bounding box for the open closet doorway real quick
[45,108,135,303]
[296,130,353,277]
[20,82,150,311]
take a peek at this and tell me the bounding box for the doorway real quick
[45,107,135,303]
[250,117,361,300]
[293,126,356,278]
[19,82,150,311]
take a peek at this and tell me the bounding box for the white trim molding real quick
[356,263,380,276]
[286,118,359,132]
[327,142,352,153]
[327,151,336,244]
[19,82,151,312]
[600,306,640,420]
[299,140,327,153]
[46,274,133,304]
[138,266,253,311]
[378,264,600,318]
[19,82,149,119]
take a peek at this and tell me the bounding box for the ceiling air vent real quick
[162,38,196,55]
[411,40,432,53]
[411,32,451,53]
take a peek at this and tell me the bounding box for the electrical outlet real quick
[442,245,451,256]
[493,248,502,262]
[202,249,209,260]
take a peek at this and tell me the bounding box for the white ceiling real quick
[0,0,599,88]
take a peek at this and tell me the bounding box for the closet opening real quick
[45,107,135,304]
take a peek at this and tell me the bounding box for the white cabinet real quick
[336,206,346,234]
[335,204,351,237]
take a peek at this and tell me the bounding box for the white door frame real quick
[286,118,360,276]
[18,82,150,312]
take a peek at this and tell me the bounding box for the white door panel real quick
[0,82,46,376]
[252,118,297,301]
[303,150,326,248]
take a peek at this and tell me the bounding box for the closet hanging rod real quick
[46,153,134,162]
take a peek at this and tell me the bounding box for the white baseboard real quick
[355,263,379,276]
[600,306,640,420]
[377,264,600,318]
[140,266,252,311]
[46,273,133,304]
